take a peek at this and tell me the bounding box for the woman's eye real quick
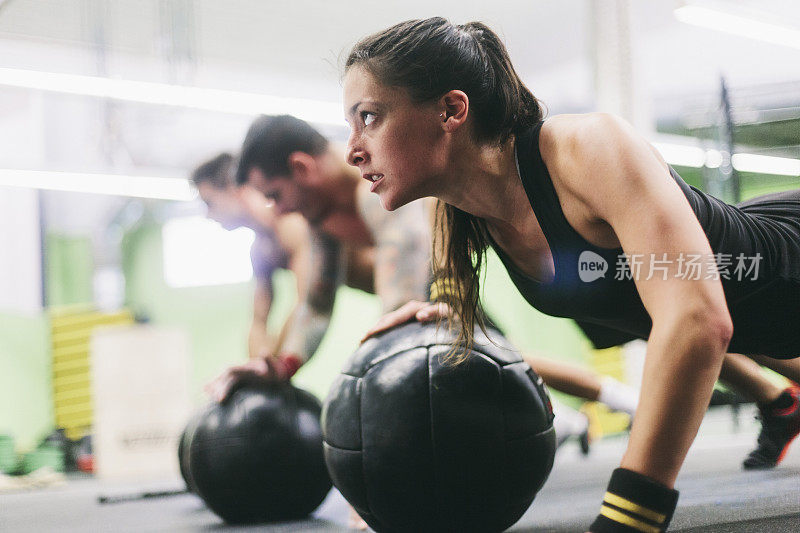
[361,111,376,126]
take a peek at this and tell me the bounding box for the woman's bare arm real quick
[544,113,733,487]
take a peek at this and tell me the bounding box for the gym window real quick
[162,216,254,288]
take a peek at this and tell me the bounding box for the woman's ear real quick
[440,90,469,132]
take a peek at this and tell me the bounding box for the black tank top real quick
[489,121,800,358]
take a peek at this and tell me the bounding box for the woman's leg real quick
[524,354,639,416]
[718,353,783,402]
[747,354,800,384]
[524,355,602,399]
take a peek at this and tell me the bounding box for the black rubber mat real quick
[0,406,797,532]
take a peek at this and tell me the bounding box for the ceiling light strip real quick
[674,5,800,50]
[651,142,800,176]
[0,169,196,201]
[0,67,344,126]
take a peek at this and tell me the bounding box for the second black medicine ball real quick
[322,321,556,533]
[187,384,332,524]
[178,406,212,494]
[177,420,194,492]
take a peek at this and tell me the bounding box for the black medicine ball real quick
[187,384,332,524]
[322,321,556,533]
[177,420,194,492]
[178,406,211,494]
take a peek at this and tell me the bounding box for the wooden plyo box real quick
[91,325,191,481]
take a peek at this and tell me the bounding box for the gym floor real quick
[1,405,797,532]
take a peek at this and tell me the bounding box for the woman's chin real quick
[376,184,423,211]
[378,193,407,212]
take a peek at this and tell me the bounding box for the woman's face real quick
[343,66,446,211]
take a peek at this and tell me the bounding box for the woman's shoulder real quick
[539,113,639,175]
[540,113,627,148]
[536,113,646,219]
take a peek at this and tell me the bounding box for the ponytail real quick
[347,18,544,361]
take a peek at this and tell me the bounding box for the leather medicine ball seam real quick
[427,348,440,528]
[342,345,435,378]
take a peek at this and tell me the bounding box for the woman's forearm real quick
[620,313,730,486]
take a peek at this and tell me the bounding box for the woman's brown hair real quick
[346,18,544,361]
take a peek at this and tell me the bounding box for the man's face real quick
[197,182,247,230]
[246,165,331,225]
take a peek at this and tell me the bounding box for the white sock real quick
[551,400,589,443]
[598,377,639,417]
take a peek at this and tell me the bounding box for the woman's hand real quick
[361,300,452,342]
[204,353,303,403]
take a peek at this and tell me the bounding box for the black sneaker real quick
[742,387,800,470]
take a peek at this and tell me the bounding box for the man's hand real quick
[361,300,452,342]
[204,354,303,403]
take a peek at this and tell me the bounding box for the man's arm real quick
[357,185,432,312]
[279,229,343,361]
[206,228,341,402]
[248,278,275,359]
[270,213,312,355]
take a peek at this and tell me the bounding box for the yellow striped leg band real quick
[589,468,679,532]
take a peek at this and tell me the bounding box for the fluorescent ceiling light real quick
[0,169,196,201]
[674,4,800,50]
[652,142,800,176]
[704,149,724,169]
[0,67,344,126]
[732,153,800,176]
[651,142,705,168]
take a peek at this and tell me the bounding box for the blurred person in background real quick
[192,152,312,362]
